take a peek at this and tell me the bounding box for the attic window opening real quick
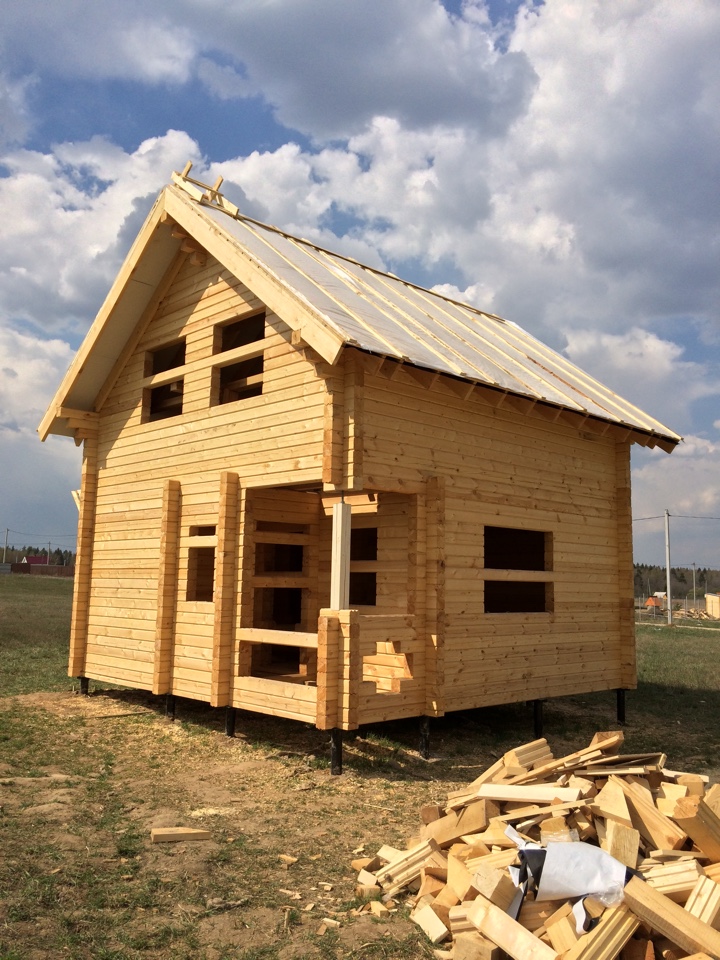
[146,338,186,376]
[214,355,264,404]
[146,381,184,422]
[215,313,266,353]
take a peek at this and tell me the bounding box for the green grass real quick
[0,575,74,695]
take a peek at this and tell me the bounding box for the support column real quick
[211,472,239,707]
[616,688,627,725]
[330,728,343,775]
[225,706,237,738]
[68,434,99,679]
[330,501,351,610]
[533,699,544,738]
[166,693,176,721]
[153,479,181,695]
[419,716,431,760]
[79,677,90,696]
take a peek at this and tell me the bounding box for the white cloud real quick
[0,131,201,334]
[632,437,720,566]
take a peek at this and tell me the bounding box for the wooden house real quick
[40,166,680,770]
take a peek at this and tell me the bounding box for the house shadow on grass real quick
[79,680,720,781]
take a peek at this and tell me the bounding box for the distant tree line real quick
[3,545,76,566]
[634,563,719,600]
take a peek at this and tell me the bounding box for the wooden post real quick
[152,479,181,695]
[617,688,626,725]
[419,716,431,759]
[316,610,340,730]
[322,369,344,487]
[237,486,255,680]
[616,442,637,688]
[339,608,360,730]
[211,472,239,707]
[330,727,343,775]
[330,501,351,609]
[68,434,99,679]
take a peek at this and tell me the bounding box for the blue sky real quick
[0,0,719,568]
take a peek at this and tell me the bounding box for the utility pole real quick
[48,541,51,564]
[2,528,7,563]
[665,509,672,626]
[693,562,696,604]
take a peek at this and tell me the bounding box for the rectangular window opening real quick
[216,313,266,353]
[215,355,264,404]
[187,546,215,602]
[146,339,186,376]
[349,571,377,607]
[190,525,216,537]
[146,381,184,422]
[250,643,306,680]
[484,526,550,571]
[484,581,553,614]
[351,527,378,561]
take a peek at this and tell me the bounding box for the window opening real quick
[484,581,552,614]
[351,527,378,561]
[187,547,215,602]
[253,587,303,629]
[483,525,552,613]
[216,313,265,353]
[215,355,264,404]
[349,571,376,606]
[484,526,548,571]
[147,339,186,376]
[190,525,216,536]
[147,381,183,422]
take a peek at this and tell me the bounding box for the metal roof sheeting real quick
[200,199,680,444]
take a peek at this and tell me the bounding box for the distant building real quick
[22,555,49,565]
[707,594,720,619]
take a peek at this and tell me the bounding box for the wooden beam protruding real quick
[210,472,240,707]
[68,435,99,679]
[152,479,181,695]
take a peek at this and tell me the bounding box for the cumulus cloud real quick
[0,130,201,334]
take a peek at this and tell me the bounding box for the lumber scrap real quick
[623,875,720,958]
[610,775,688,850]
[562,904,639,960]
[672,796,720,862]
[466,894,560,960]
[150,826,211,843]
[685,875,720,930]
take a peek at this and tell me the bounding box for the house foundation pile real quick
[351,732,720,959]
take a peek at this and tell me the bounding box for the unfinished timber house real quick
[40,167,680,769]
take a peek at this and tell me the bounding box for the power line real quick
[4,528,76,539]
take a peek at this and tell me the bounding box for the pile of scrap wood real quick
[351,732,720,959]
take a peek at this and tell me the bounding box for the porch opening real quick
[253,586,303,629]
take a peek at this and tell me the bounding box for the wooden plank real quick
[150,827,211,843]
[466,895,559,960]
[68,435,99,678]
[237,628,318,649]
[610,776,688,851]
[561,904,639,960]
[672,797,720,861]
[623,875,720,958]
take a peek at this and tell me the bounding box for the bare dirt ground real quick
[3,679,719,960]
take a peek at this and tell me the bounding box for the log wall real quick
[83,254,326,697]
[361,368,634,711]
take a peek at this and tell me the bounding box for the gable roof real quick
[39,170,681,451]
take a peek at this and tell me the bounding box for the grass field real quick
[1,575,719,959]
